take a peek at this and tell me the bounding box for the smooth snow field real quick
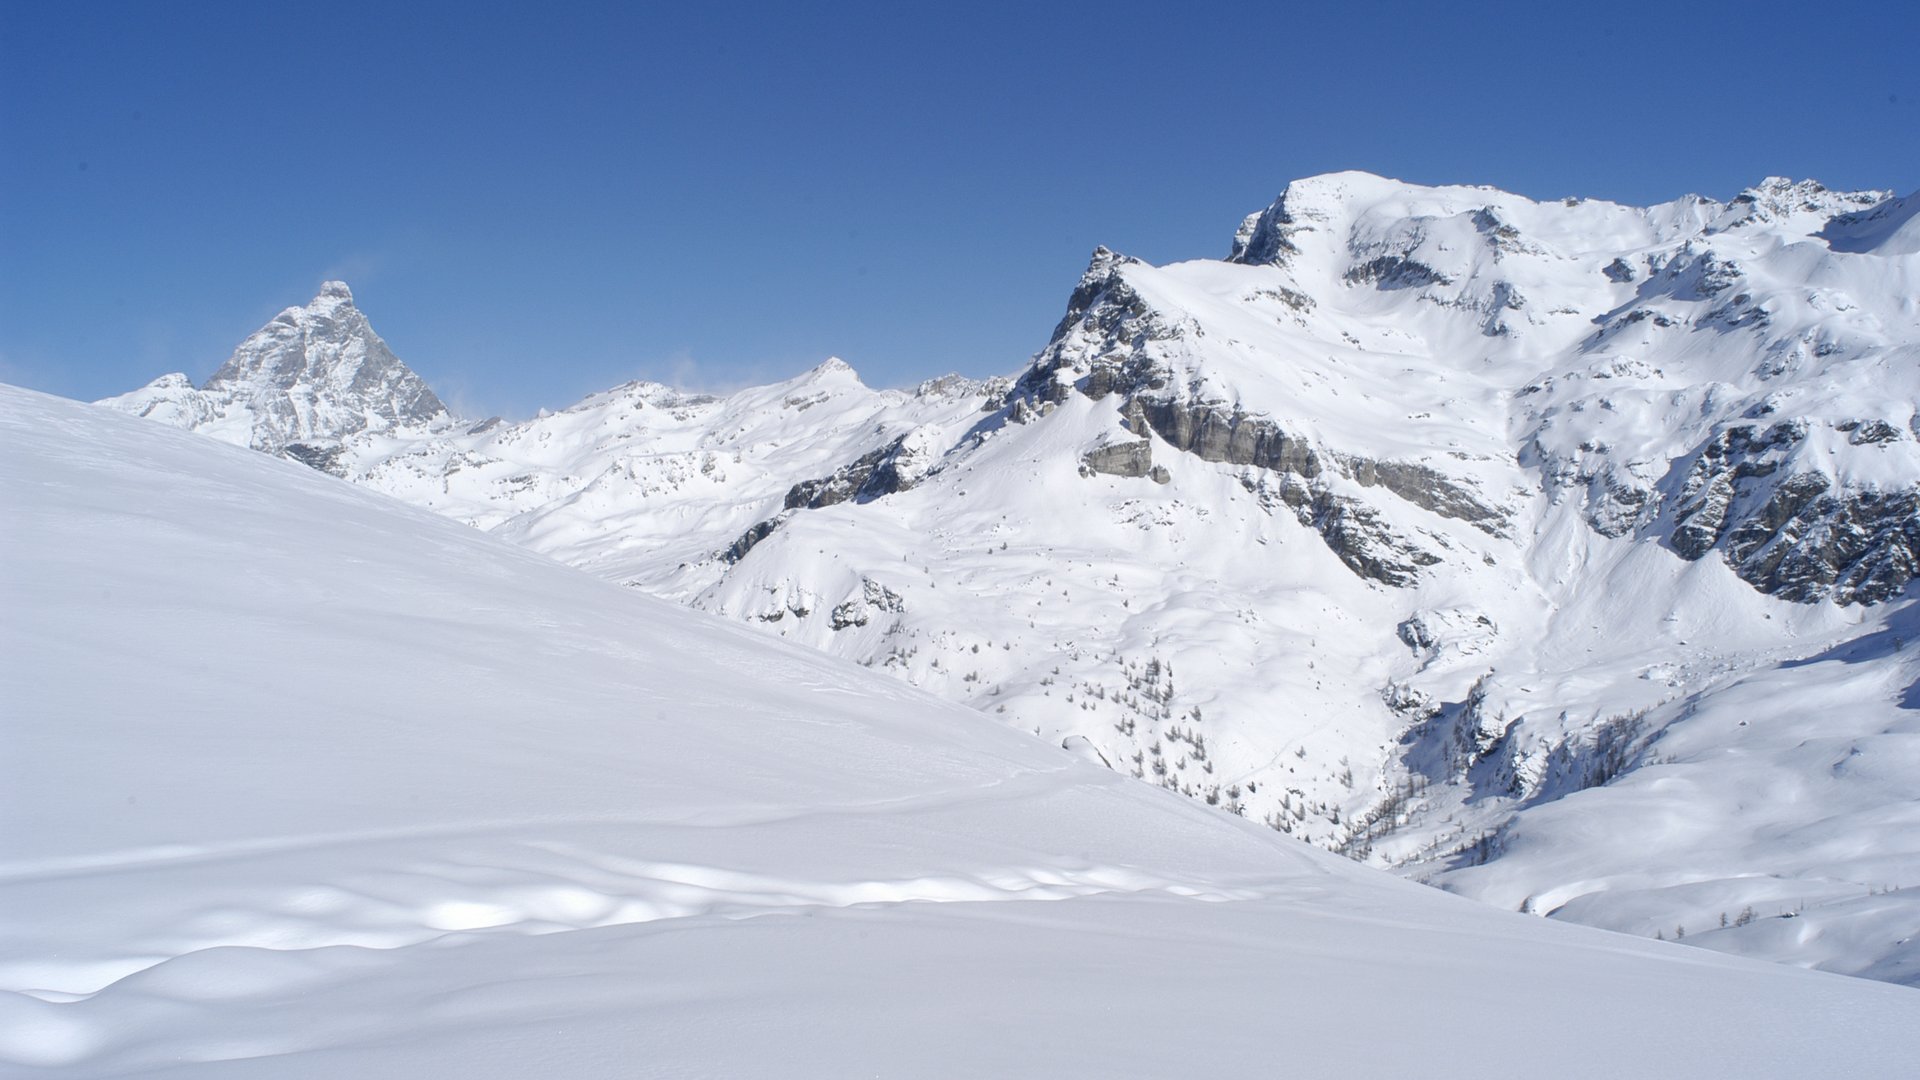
[4,383,1917,1076]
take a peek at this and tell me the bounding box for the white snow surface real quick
[97,171,1920,989]
[10,382,1920,1074]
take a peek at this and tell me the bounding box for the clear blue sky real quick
[5,0,1916,418]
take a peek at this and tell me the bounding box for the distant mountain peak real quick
[1711,177,1892,233]
[196,280,450,453]
[98,281,451,461]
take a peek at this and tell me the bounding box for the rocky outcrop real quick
[1127,398,1322,477]
[1080,437,1171,483]
[1339,456,1507,536]
[1081,438,1153,478]
[1003,247,1508,586]
[1228,192,1308,267]
[1344,255,1452,290]
[722,513,789,564]
[785,428,940,510]
[786,439,905,510]
[829,578,907,630]
[282,442,348,476]
[1670,421,1920,603]
[1311,496,1441,587]
[1671,422,1806,558]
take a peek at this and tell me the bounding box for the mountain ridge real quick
[98,169,1920,986]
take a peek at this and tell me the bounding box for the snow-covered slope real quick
[99,171,1920,988]
[17,382,1920,1075]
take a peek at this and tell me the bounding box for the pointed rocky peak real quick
[200,282,451,452]
[773,357,867,396]
[1230,192,1308,266]
[1710,177,1892,234]
[808,356,860,380]
[1079,244,1136,281]
[1047,247,1144,341]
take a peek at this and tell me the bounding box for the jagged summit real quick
[203,280,449,448]
[100,281,452,464]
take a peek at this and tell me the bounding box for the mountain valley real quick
[100,171,1920,987]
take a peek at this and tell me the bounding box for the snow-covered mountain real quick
[9,382,1919,1076]
[102,171,1920,987]
[104,281,453,460]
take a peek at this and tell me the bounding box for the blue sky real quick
[4,0,1916,418]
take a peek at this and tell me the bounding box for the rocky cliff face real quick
[1005,235,1513,588]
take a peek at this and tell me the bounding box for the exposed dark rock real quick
[1136,393,1503,534]
[830,578,907,629]
[1471,208,1521,244]
[1007,232,1503,588]
[1130,398,1321,477]
[282,442,347,476]
[1344,256,1452,290]
[1602,257,1638,283]
[864,578,905,613]
[1587,475,1653,539]
[722,514,788,564]
[1340,456,1507,536]
[1236,472,1439,586]
[1671,422,1806,558]
[1686,252,1743,299]
[1046,247,1147,347]
[1614,308,1678,330]
[784,433,928,510]
[1245,286,1316,312]
[1228,193,1307,266]
[1397,616,1437,653]
[1727,482,1920,603]
[1668,420,1920,603]
[1846,419,1902,446]
[1082,439,1154,479]
[1311,496,1441,587]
